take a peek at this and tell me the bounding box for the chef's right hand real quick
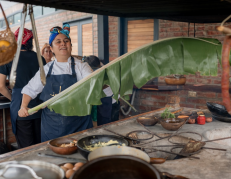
[18,106,30,117]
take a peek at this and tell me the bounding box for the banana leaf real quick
[28,37,223,116]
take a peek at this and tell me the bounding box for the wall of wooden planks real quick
[127,19,154,52]
[70,25,78,55]
[82,23,93,56]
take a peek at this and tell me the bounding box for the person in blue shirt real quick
[0,28,46,148]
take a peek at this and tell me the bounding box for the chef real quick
[18,24,93,142]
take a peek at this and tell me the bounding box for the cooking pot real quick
[71,155,161,179]
[77,135,129,159]
[88,146,166,164]
[0,160,64,179]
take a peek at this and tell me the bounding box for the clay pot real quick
[206,117,213,122]
[188,118,195,124]
[165,76,186,85]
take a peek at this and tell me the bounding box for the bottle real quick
[197,115,206,125]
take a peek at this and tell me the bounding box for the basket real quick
[0,4,17,66]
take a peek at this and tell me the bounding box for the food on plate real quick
[59,140,77,147]
[64,163,74,170]
[83,140,125,151]
[0,40,10,52]
[206,117,212,122]
[66,169,75,179]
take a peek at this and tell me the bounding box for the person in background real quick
[0,28,46,149]
[18,24,93,142]
[84,55,120,125]
[41,43,53,63]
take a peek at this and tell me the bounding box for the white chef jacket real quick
[103,87,120,104]
[22,56,93,99]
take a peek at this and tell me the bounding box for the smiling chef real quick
[18,24,93,142]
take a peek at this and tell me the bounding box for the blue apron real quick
[10,89,42,135]
[97,97,112,126]
[39,57,93,142]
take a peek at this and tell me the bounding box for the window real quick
[33,6,42,18]
[7,16,13,26]
[0,20,2,28]
[14,13,21,24]
[2,20,6,27]
[43,7,56,15]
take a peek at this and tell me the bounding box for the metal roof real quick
[6,0,231,23]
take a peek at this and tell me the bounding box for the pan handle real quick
[149,157,166,164]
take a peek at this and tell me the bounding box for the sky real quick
[0,0,18,10]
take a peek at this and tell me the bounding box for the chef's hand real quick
[18,106,30,117]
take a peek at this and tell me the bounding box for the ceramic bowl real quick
[164,76,186,85]
[48,138,78,155]
[159,118,186,131]
[137,116,159,126]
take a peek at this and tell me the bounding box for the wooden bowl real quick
[137,116,158,126]
[48,138,78,155]
[159,118,186,131]
[165,76,186,85]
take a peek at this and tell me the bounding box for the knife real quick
[37,153,87,163]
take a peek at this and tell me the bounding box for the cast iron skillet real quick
[206,102,231,117]
[77,135,129,159]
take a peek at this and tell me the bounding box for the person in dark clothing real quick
[0,28,46,149]
[84,55,121,125]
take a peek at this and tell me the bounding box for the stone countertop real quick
[0,107,231,179]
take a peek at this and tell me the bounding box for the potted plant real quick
[159,108,185,131]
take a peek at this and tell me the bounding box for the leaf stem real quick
[120,96,137,112]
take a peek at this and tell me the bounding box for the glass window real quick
[14,13,21,24]
[2,20,6,27]
[33,6,42,18]
[0,20,2,28]
[7,16,13,26]
[43,7,55,15]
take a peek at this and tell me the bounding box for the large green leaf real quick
[29,37,223,116]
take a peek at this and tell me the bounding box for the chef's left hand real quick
[18,106,30,117]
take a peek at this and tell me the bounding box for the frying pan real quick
[77,135,129,159]
[88,146,166,164]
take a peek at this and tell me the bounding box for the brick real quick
[180,103,195,108]
[186,78,196,83]
[213,79,221,84]
[140,99,155,106]
[196,78,212,84]
[187,98,207,104]
[176,90,188,96]
[196,92,216,98]
[150,95,166,101]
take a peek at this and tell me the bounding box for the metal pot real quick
[88,146,166,164]
[0,160,64,179]
[77,135,129,159]
[71,155,161,179]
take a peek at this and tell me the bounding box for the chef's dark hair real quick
[84,55,101,68]
[21,37,33,51]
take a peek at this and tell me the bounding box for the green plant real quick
[28,37,226,116]
[161,108,175,119]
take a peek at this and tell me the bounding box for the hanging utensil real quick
[29,5,46,86]
[0,4,17,66]
[9,4,27,89]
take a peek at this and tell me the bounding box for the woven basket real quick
[0,4,17,66]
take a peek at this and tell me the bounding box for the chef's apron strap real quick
[10,88,23,134]
[71,56,76,78]
[47,61,55,77]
